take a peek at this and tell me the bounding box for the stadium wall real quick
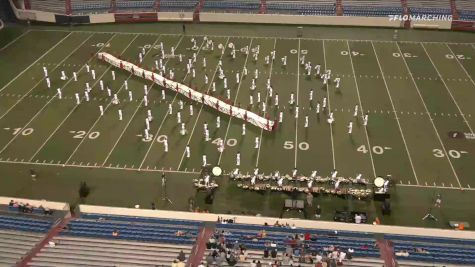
[80,204,475,240]
[199,13,402,28]
[7,1,471,31]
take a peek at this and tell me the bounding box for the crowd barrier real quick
[79,204,475,240]
[8,0,466,30]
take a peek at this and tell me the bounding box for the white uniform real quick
[168,104,172,115]
[185,145,190,157]
[189,104,194,116]
[202,154,207,166]
[91,69,96,80]
[242,124,246,136]
[43,67,48,77]
[162,89,166,100]
[111,70,115,80]
[255,137,259,149]
[295,106,299,119]
[274,94,279,106]
[129,91,133,101]
[46,77,51,88]
[236,152,241,166]
[348,121,353,134]
[177,112,182,124]
[181,123,186,136]
[353,105,359,117]
[304,116,309,128]
[118,109,123,121]
[75,93,80,104]
[84,91,90,102]
[316,103,320,114]
[99,105,104,116]
[279,111,283,123]
[363,114,368,126]
[216,116,221,128]
[56,88,62,99]
[289,93,295,105]
[73,72,77,81]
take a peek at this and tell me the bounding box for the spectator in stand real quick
[282,253,290,265]
[112,230,119,237]
[197,262,205,267]
[271,248,277,258]
[256,260,262,267]
[9,200,14,206]
[264,248,269,258]
[177,250,186,262]
[206,252,214,265]
[257,229,267,238]
[250,259,257,267]
[239,251,247,262]
[304,232,311,241]
[271,260,280,267]
[177,260,185,267]
[354,213,362,224]
[395,250,409,257]
[315,205,322,219]
[171,259,179,267]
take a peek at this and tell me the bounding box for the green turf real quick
[0,22,475,229]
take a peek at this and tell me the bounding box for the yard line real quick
[27,34,124,162]
[63,34,150,166]
[31,29,475,46]
[294,39,301,168]
[346,40,377,178]
[421,44,474,135]
[0,33,92,121]
[370,41,419,185]
[396,42,462,188]
[255,38,277,167]
[0,32,73,94]
[322,40,336,170]
[103,35,184,167]
[445,44,475,99]
[217,38,253,165]
[137,36,203,170]
[0,29,31,52]
[176,37,231,170]
[396,183,475,191]
[0,34,97,155]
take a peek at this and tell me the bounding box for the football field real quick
[1,23,475,227]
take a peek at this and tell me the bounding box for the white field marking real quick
[28,34,127,162]
[255,38,277,167]
[176,37,231,170]
[421,44,474,135]
[0,29,31,52]
[396,183,474,191]
[0,32,73,95]
[294,39,301,168]
[0,34,97,155]
[137,35,203,170]
[346,41,377,178]
[322,40,336,170]
[370,41,419,185]
[30,29,475,46]
[445,44,475,109]
[64,34,154,166]
[217,38,253,165]
[0,159,200,174]
[103,35,184,167]
[396,42,462,188]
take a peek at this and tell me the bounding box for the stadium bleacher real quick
[266,0,336,16]
[71,0,111,15]
[29,0,66,14]
[343,0,403,17]
[0,213,55,266]
[456,0,475,21]
[159,0,199,12]
[407,0,452,16]
[202,0,261,14]
[204,222,475,266]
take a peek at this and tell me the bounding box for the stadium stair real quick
[259,0,267,14]
[188,222,216,267]
[17,217,72,267]
[194,0,205,22]
[65,0,72,15]
[336,0,343,16]
[376,239,398,267]
[110,0,117,13]
[400,0,410,28]
[154,0,160,12]
[451,0,459,20]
